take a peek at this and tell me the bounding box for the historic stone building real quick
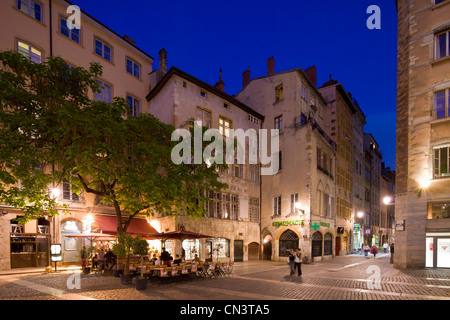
[381,162,395,247]
[352,98,367,251]
[396,0,450,268]
[318,79,357,255]
[236,59,337,262]
[0,0,155,270]
[363,133,382,247]
[146,65,264,262]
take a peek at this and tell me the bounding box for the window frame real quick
[95,79,112,103]
[274,115,283,132]
[435,29,450,60]
[16,39,42,63]
[17,0,42,22]
[273,195,282,216]
[94,38,113,63]
[59,16,81,44]
[126,94,140,117]
[434,145,450,179]
[219,116,232,137]
[433,88,449,120]
[196,107,211,129]
[126,57,141,79]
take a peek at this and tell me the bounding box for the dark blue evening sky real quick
[72,0,398,169]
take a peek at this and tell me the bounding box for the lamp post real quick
[50,187,60,271]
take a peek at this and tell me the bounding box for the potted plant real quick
[112,234,133,284]
[111,242,124,278]
[133,237,149,290]
[79,246,95,274]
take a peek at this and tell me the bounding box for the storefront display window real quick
[427,202,450,219]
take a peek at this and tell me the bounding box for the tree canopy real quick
[0,50,226,234]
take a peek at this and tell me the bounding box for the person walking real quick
[370,245,378,258]
[294,248,302,276]
[383,242,388,254]
[390,243,394,264]
[363,243,370,257]
[288,249,295,276]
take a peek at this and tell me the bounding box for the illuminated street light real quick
[295,202,305,215]
[51,187,60,199]
[357,211,364,218]
[419,179,431,189]
[383,196,392,205]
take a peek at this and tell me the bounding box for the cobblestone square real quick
[1,254,449,302]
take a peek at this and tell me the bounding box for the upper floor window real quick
[126,58,140,78]
[274,115,283,131]
[434,88,449,119]
[219,117,231,137]
[200,90,207,98]
[95,39,112,62]
[273,195,281,216]
[435,0,448,5]
[95,80,112,103]
[17,0,42,22]
[435,30,449,60]
[434,145,450,179]
[127,95,140,117]
[196,107,211,129]
[17,40,42,63]
[275,84,283,102]
[63,175,80,201]
[60,17,80,44]
[427,201,450,219]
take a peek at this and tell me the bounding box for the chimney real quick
[159,48,167,75]
[123,35,136,46]
[242,67,251,88]
[267,56,275,75]
[304,65,317,88]
[214,68,225,92]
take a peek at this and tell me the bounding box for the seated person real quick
[154,256,161,265]
[173,254,182,265]
[193,254,201,263]
[150,253,158,264]
[92,254,98,269]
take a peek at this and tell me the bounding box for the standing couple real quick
[288,248,302,276]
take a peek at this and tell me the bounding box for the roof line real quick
[64,0,154,61]
[146,67,265,120]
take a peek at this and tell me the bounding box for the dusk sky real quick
[72,0,398,169]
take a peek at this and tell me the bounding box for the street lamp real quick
[357,211,364,218]
[295,202,305,215]
[383,196,393,205]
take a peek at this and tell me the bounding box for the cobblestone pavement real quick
[0,253,449,301]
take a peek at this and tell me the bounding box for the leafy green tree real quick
[0,50,226,232]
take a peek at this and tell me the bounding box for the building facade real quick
[396,0,450,268]
[318,80,357,255]
[363,133,382,247]
[236,59,337,262]
[381,162,395,247]
[146,65,264,263]
[0,0,155,270]
[352,97,367,251]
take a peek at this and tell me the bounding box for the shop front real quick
[10,217,50,268]
[425,233,450,268]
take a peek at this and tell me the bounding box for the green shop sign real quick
[311,222,330,231]
[272,220,304,227]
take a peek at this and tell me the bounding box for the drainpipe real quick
[49,0,53,57]
[259,120,263,260]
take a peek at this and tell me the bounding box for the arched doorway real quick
[263,235,272,260]
[60,219,82,264]
[324,232,333,256]
[279,229,299,257]
[312,232,322,258]
[248,242,259,260]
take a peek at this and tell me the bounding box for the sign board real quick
[337,227,344,234]
[272,220,304,227]
[395,220,405,231]
[50,244,62,262]
[353,223,361,232]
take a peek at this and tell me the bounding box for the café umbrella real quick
[144,230,214,250]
